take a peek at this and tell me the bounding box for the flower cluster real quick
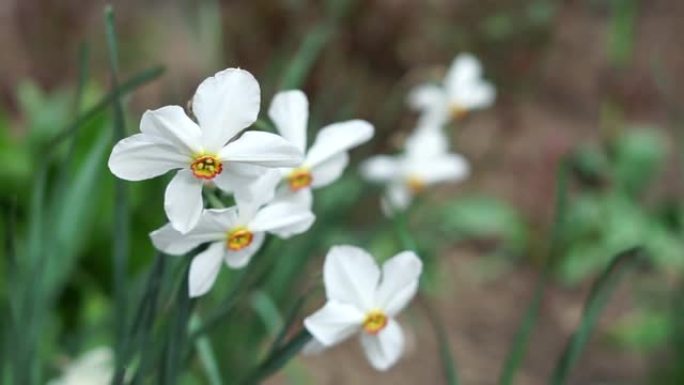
[108,68,374,298]
[103,52,494,373]
[361,53,495,215]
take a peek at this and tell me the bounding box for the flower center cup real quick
[450,103,468,121]
[362,310,388,335]
[406,176,426,194]
[191,155,223,180]
[287,168,313,191]
[226,228,253,251]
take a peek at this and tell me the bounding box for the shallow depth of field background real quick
[2,0,684,384]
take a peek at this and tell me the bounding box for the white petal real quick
[304,300,364,346]
[164,169,205,233]
[359,319,404,371]
[376,251,423,316]
[219,131,304,167]
[188,242,225,297]
[224,231,265,268]
[192,68,261,151]
[404,126,449,160]
[310,152,349,188]
[444,53,482,92]
[150,208,237,255]
[323,245,380,310]
[212,163,266,196]
[268,90,309,152]
[233,169,282,220]
[454,81,496,110]
[150,223,218,255]
[273,187,314,210]
[108,134,188,181]
[383,183,413,216]
[140,106,203,154]
[409,153,470,185]
[249,202,315,238]
[407,83,446,111]
[360,155,400,183]
[304,120,374,168]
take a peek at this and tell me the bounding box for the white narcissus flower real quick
[360,128,469,213]
[408,53,496,127]
[108,68,304,233]
[267,90,374,208]
[48,347,113,385]
[150,171,315,297]
[304,245,423,371]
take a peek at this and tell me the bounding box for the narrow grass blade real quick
[420,296,459,385]
[104,4,130,375]
[241,328,312,385]
[160,263,195,385]
[190,314,224,385]
[279,24,334,89]
[498,158,570,385]
[48,65,164,148]
[549,246,644,385]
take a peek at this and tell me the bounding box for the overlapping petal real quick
[108,134,188,181]
[305,120,374,168]
[188,242,225,297]
[323,245,380,310]
[249,202,315,238]
[360,155,400,183]
[268,90,309,152]
[311,152,349,188]
[304,300,365,347]
[359,319,405,371]
[140,106,202,154]
[192,68,261,151]
[376,251,423,316]
[164,169,205,233]
[219,131,303,167]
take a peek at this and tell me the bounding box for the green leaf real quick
[549,247,645,385]
[613,128,666,196]
[241,328,312,385]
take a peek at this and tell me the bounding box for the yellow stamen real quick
[450,103,468,121]
[363,310,388,335]
[226,227,253,251]
[287,167,313,191]
[191,154,223,180]
[406,176,426,194]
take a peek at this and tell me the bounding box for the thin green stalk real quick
[549,247,644,385]
[240,328,312,385]
[498,158,570,385]
[47,65,164,148]
[190,315,224,385]
[104,4,130,375]
[391,204,459,385]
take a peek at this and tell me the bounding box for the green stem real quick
[498,157,570,385]
[104,4,130,376]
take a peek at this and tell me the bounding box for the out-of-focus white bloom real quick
[48,347,113,385]
[108,68,304,233]
[267,90,374,208]
[304,246,422,371]
[150,171,314,297]
[360,128,469,213]
[408,53,496,126]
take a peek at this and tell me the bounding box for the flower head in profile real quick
[150,171,314,297]
[108,68,304,233]
[266,90,374,208]
[408,53,495,126]
[48,347,113,385]
[360,127,469,213]
[304,245,423,371]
